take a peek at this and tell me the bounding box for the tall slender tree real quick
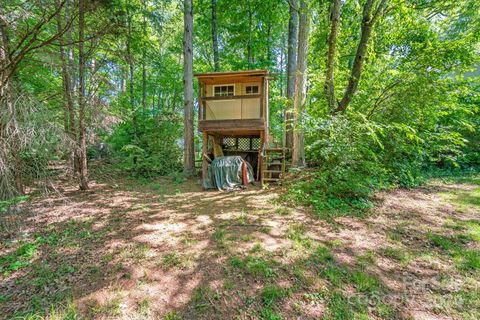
[324,0,341,111]
[211,0,220,71]
[336,0,387,113]
[183,0,195,176]
[142,0,147,111]
[0,6,23,196]
[292,0,310,167]
[55,0,76,173]
[285,0,298,150]
[325,0,387,113]
[126,3,137,138]
[78,0,89,190]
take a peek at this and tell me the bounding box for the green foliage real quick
[261,285,287,307]
[0,242,37,277]
[229,255,277,279]
[0,195,29,213]
[324,291,354,320]
[108,114,182,176]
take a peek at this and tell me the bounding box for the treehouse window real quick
[245,85,259,95]
[213,85,234,97]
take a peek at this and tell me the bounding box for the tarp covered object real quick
[203,156,255,190]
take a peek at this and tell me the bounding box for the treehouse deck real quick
[195,70,279,187]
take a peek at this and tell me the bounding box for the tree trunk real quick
[0,7,24,198]
[127,4,137,139]
[247,7,253,69]
[66,0,77,174]
[77,0,88,190]
[55,0,76,173]
[324,0,341,111]
[279,35,285,97]
[292,0,310,168]
[142,0,147,111]
[285,0,298,150]
[211,0,220,71]
[183,0,195,176]
[335,0,386,113]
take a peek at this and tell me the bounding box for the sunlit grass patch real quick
[381,247,412,264]
[213,227,226,247]
[324,291,354,320]
[261,284,289,307]
[310,245,334,265]
[164,310,182,320]
[161,252,182,269]
[229,255,277,279]
[320,264,349,287]
[287,223,313,249]
[132,243,150,263]
[356,250,376,268]
[427,232,469,251]
[118,242,151,263]
[274,206,291,216]
[375,303,395,319]
[433,289,480,320]
[250,242,263,253]
[93,297,122,317]
[440,183,480,213]
[426,229,479,272]
[13,299,79,320]
[454,249,480,271]
[350,270,380,293]
[259,307,283,320]
[137,297,151,316]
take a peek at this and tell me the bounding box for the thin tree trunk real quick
[279,35,285,97]
[335,0,386,113]
[65,0,77,173]
[121,65,127,93]
[127,4,137,139]
[292,0,310,167]
[211,0,220,71]
[285,0,298,150]
[247,7,253,69]
[77,0,88,190]
[142,0,147,111]
[324,0,341,111]
[183,0,195,176]
[55,0,76,174]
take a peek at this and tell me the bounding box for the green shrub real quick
[285,110,478,217]
[108,113,182,176]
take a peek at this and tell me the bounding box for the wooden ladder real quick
[261,148,287,185]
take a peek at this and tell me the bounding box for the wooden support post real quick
[258,130,264,183]
[202,131,208,187]
[202,82,207,120]
[198,81,203,121]
[264,77,269,144]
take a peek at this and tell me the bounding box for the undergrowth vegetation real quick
[106,113,183,177]
[283,98,480,217]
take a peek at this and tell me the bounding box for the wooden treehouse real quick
[196,69,286,186]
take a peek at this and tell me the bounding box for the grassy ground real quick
[0,170,479,319]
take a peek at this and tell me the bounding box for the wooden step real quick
[263,170,283,174]
[265,148,286,152]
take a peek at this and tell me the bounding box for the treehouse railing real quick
[199,94,263,121]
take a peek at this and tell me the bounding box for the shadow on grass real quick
[0,173,478,319]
